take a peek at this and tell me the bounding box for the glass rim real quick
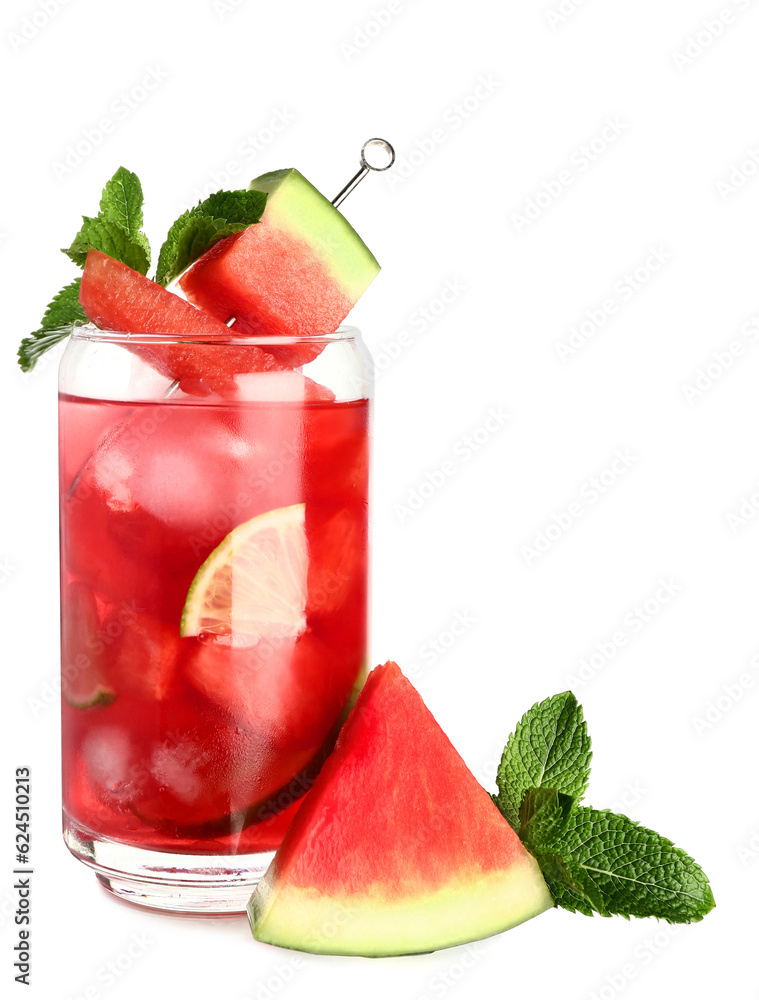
[70,322,361,347]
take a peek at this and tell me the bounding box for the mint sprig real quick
[99,166,145,234]
[64,216,150,273]
[155,188,267,286]
[495,691,592,830]
[17,169,269,370]
[18,167,153,371]
[18,279,87,373]
[494,693,715,925]
[532,804,715,922]
[64,166,151,274]
[519,786,575,846]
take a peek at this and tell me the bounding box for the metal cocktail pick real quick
[220,138,394,334]
[332,138,396,207]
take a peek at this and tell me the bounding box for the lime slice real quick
[62,581,117,709]
[181,503,309,644]
[63,682,116,710]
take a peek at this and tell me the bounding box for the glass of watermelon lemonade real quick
[59,324,371,912]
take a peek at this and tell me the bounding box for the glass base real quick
[64,818,274,914]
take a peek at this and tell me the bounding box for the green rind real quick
[248,168,380,299]
[63,687,116,710]
[249,857,554,957]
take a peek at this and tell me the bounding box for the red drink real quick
[59,335,369,903]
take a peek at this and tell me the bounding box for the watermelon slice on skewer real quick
[178,168,380,366]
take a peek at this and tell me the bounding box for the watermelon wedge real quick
[78,250,298,394]
[249,662,553,956]
[178,169,380,357]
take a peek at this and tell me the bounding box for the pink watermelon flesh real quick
[79,251,331,399]
[178,168,380,366]
[249,661,553,956]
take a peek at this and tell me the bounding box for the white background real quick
[1,0,756,997]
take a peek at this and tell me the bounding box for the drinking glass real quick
[58,325,371,912]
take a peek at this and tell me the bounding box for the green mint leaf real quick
[166,216,249,283]
[98,166,144,235]
[197,189,268,223]
[537,851,609,917]
[519,787,576,848]
[64,216,150,274]
[155,188,267,286]
[536,806,716,923]
[17,279,86,372]
[495,692,592,830]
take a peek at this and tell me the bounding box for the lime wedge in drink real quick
[180,503,309,645]
[63,681,116,710]
[62,580,117,709]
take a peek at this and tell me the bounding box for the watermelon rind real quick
[250,856,553,957]
[248,168,380,301]
[247,662,554,957]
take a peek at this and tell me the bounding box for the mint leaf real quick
[519,787,576,847]
[99,166,144,235]
[17,279,86,372]
[155,188,267,286]
[168,216,249,282]
[495,692,592,830]
[536,851,608,917]
[536,806,715,923]
[64,216,150,274]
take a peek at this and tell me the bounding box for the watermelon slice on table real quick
[79,250,329,397]
[249,661,553,956]
[178,168,380,365]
